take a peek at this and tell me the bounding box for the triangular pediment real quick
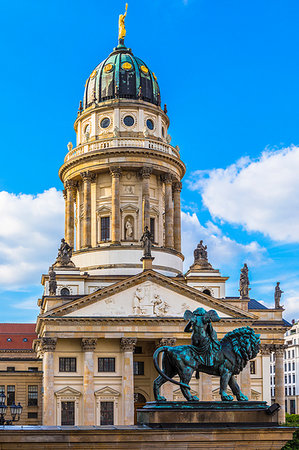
[95,386,120,397]
[43,270,257,320]
[55,386,81,397]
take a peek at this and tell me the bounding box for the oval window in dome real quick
[104,63,114,73]
[146,119,154,130]
[124,115,135,127]
[90,69,97,79]
[100,117,111,129]
[140,65,149,74]
[122,62,132,70]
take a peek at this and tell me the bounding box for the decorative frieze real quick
[159,337,176,347]
[120,337,137,352]
[81,338,97,351]
[41,337,57,352]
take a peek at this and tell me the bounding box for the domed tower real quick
[59,22,185,278]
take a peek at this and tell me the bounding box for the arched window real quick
[203,289,211,296]
[134,393,146,403]
[61,287,70,296]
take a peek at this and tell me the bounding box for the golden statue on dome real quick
[118,3,128,44]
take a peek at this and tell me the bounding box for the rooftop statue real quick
[194,240,208,261]
[274,282,284,309]
[239,263,250,299]
[153,308,260,402]
[53,238,75,268]
[140,226,153,258]
[118,3,128,45]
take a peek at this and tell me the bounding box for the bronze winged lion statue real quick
[153,308,260,402]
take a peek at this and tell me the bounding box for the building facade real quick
[270,320,299,414]
[33,30,288,427]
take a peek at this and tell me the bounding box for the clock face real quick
[100,117,111,129]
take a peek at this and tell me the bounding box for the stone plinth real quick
[137,401,280,428]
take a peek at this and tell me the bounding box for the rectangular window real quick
[150,217,155,242]
[133,361,144,375]
[7,385,15,406]
[7,367,15,372]
[59,357,76,372]
[273,364,275,373]
[28,367,38,372]
[285,399,288,413]
[98,357,115,372]
[28,412,38,419]
[293,387,296,396]
[61,401,75,426]
[293,362,295,371]
[289,362,291,371]
[28,385,38,406]
[289,386,292,396]
[134,346,143,354]
[288,351,291,358]
[285,375,287,384]
[284,363,287,371]
[0,386,4,394]
[289,374,291,383]
[293,374,295,383]
[292,350,295,358]
[100,401,114,425]
[101,216,110,241]
[290,399,296,414]
[285,387,288,395]
[250,361,256,375]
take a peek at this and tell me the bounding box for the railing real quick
[64,138,180,162]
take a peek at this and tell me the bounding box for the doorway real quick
[134,393,146,424]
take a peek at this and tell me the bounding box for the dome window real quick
[140,65,149,74]
[61,287,70,296]
[122,62,132,71]
[146,119,154,130]
[84,124,90,134]
[162,127,165,137]
[104,63,114,73]
[123,115,135,127]
[100,117,111,129]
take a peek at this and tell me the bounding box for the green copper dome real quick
[83,44,161,109]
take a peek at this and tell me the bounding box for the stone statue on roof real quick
[194,240,208,262]
[53,238,75,268]
[274,282,284,309]
[140,226,153,258]
[48,266,57,296]
[239,263,250,299]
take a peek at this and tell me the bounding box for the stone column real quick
[240,363,251,400]
[63,189,67,242]
[140,167,152,231]
[173,181,182,253]
[163,173,174,248]
[274,344,286,424]
[200,373,213,400]
[120,337,137,425]
[81,338,97,425]
[260,344,271,405]
[159,338,176,400]
[64,180,77,248]
[110,167,122,244]
[81,172,93,248]
[41,337,57,426]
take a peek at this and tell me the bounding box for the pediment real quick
[44,270,257,320]
[120,203,139,213]
[97,205,111,214]
[55,386,81,397]
[95,386,120,397]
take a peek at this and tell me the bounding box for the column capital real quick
[81,338,97,351]
[274,344,287,356]
[62,189,67,200]
[110,167,122,178]
[158,337,176,347]
[140,166,152,179]
[80,171,95,182]
[120,337,137,352]
[260,344,272,355]
[173,181,182,192]
[41,337,57,352]
[161,172,173,184]
[64,180,78,191]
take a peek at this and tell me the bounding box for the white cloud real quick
[181,211,267,272]
[187,146,299,243]
[0,189,64,290]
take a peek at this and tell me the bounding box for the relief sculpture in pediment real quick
[132,285,169,316]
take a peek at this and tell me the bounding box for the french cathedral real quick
[32,25,288,427]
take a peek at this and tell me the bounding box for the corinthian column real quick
[120,337,137,425]
[173,181,182,252]
[41,337,57,426]
[159,338,176,400]
[140,166,152,230]
[240,362,251,400]
[162,173,174,248]
[260,344,271,405]
[81,172,93,248]
[81,338,97,425]
[275,344,286,424]
[110,167,122,243]
[64,180,77,248]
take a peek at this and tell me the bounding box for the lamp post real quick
[0,392,22,425]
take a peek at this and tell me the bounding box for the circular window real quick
[104,63,113,73]
[100,117,110,129]
[123,115,135,127]
[122,62,132,70]
[140,65,149,74]
[146,119,154,130]
[7,338,12,342]
[84,124,90,134]
[23,338,28,342]
[162,127,165,137]
[61,287,70,296]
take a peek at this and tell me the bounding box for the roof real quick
[248,299,268,310]
[0,324,37,350]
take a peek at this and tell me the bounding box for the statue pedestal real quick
[137,401,280,428]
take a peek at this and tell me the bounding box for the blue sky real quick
[0,0,299,322]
